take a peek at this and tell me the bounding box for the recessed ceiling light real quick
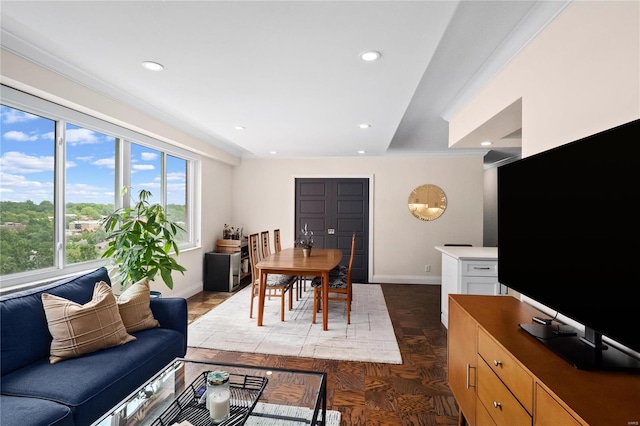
[142,61,164,71]
[481,141,493,146]
[269,151,277,155]
[359,124,371,129]
[235,126,245,130]
[360,50,381,62]
[357,150,366,155]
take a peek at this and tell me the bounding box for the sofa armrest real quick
[150,297,188,355]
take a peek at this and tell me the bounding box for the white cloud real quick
[3,130,38,142]
[167,182,186,192]
[140,152,159,161]
[167,172,186,182]
[1,108,39,124]
[133,182,161,189]
[91,157,115,169]
[66,128,105,145]
[75,156,95,161]
[0,171,54,202]
[65,183,114,203]
[132,164,155,171]
[0,151,54,174]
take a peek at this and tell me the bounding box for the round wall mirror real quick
[408,184,447,221]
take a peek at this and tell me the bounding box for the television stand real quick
[518,323,640,370]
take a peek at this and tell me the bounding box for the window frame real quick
[0,85,201,291]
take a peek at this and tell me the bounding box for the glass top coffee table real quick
[92,358,327,426]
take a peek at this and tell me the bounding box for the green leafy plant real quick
[101,189,186,290]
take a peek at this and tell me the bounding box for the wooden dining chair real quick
[248,233,295,321]
[311,232,355,325]
[273,229,282,253]
[273,228,303,300]
[260,231,272,259]
[260,230,280,299]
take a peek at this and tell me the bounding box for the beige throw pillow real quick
[42,281,136,364]
[117,277,160,333]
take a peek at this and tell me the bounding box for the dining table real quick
[255,247,342,331]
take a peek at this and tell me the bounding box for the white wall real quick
[231,156,484,284]
[450,1,639,155]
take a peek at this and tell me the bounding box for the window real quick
[65,123,116,266]
[0,85,200,290]
[167,155,188,243]
[0,108,56,275]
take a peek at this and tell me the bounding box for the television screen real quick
[498,118,640,369]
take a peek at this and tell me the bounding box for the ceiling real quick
[0,1,569,162]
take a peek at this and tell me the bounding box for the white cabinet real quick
[436,246,505,328]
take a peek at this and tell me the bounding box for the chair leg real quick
[347,289,351,324]
[280,291,285,322]
[249,283,255,318]
[312,288,318,324]
[288,285,293,310]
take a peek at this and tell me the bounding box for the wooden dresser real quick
[448,294,640,426]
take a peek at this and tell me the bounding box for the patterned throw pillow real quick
[117,277,160,333]
[42,281,135,364]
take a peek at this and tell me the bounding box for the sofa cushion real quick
[117,277,160,333]
[42,281,136,364]
[1,267,112,376]
[0,328,184,426]
[0,395,75,426]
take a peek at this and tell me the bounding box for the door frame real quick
[289,173,374,284]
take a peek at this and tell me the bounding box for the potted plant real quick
[101,188,187,291]
[298,223,314,257]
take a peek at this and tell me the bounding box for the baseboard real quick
[168,280,204,299]
[372,275,441,285]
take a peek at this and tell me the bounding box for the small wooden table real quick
[255,248,342,331]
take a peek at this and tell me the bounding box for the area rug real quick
[247,403,340,426]
[188,282,402,364]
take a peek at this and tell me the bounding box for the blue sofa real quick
[0,267,188,426]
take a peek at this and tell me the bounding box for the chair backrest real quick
[273,229,282,253]
[346,232,356,283]
[260,231,271,258]
[248,233,261,280]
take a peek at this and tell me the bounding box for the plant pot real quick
[303,248,311,257]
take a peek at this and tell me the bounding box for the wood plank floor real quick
[185,283,459,425]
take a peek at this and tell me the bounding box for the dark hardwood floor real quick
[185,283,459,425]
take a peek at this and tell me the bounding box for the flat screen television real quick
[498,118,640,370]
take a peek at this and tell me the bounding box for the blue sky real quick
[0,105,186,205]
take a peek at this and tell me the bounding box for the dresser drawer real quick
[478,328,533,414]
[476,396,498,426]
[461,260,497,277]
[477,358,532,426]
[535,385,583,426]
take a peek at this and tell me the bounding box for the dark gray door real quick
[295,178,369,283]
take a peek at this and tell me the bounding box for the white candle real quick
[208,389,230,423]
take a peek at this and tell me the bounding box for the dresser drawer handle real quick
[466,363,476,389]
[473,267,492,270]
[493,360,502,367]
[493,401,502,409]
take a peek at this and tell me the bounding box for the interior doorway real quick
[295,178,369,283]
